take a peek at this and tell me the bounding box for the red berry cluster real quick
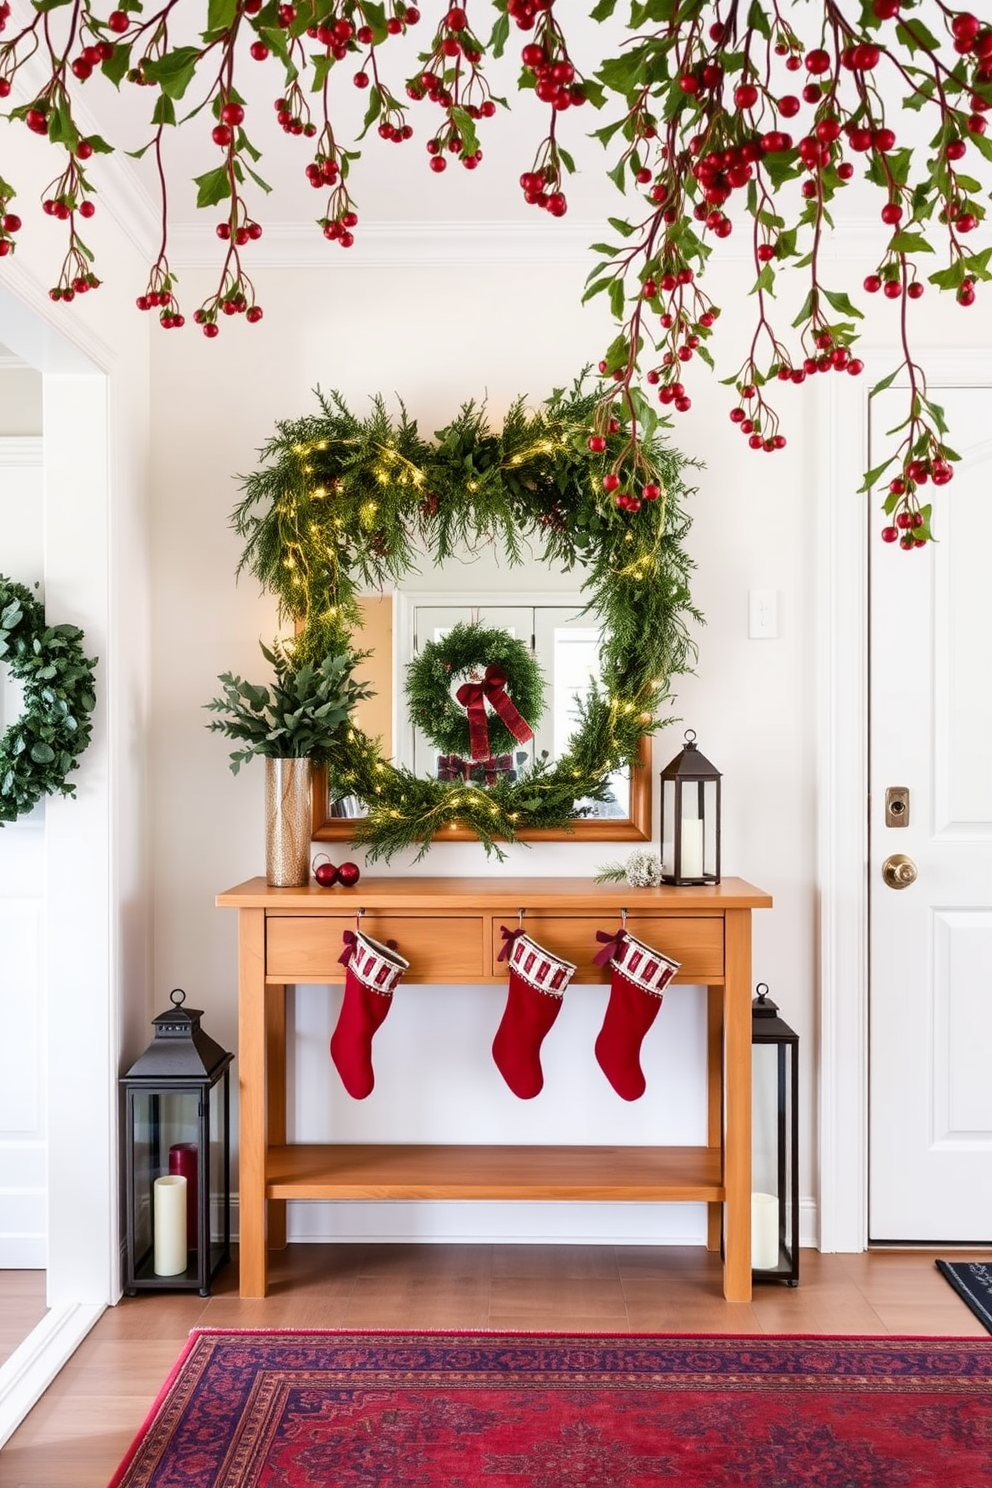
[136,284,183,329]
[520,39,585,112]
[510,2,584,216]
[408,6,496,173]
[518,168,566,216]
[68,36,114,81]
[194,286,263,338]
[0,205,19,258]
[505,0,554,32]
[274,85,317,140]
[320,205,358,248]
[216,215,262,248]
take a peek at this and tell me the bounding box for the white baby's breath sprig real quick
[594,848,664,887]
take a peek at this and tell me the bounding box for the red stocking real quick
[593,927,680,1102]
[330,930,409,1100]
[492,927,576,1100]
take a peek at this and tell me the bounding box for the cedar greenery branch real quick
[1,3,990,542]
[205,637,373,771]
[231,372,700,860]
[0,575,98,823]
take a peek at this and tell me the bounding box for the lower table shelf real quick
[265,1144,725,1203]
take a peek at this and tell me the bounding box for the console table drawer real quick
[491,915,724,983]
[266,915,487,983]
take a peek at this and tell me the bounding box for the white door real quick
[869,382,992,1241]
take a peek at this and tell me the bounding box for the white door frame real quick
[816,350,992,1252]
[0,269,129,1445]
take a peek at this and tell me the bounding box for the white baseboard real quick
[0,1303,104,1450]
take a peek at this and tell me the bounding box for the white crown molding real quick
[166,218,610,270]
[0,436,43,466]
[166,214,888,271]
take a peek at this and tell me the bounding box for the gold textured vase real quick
[265,757,312,887]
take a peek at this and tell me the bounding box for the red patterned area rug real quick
[108,1329,992,1488]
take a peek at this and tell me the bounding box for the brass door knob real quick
[882,853,918,890]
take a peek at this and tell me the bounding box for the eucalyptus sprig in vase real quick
[205,637,371,886]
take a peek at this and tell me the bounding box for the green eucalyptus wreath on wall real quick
[232,374,701,860]
[0,576,98,824]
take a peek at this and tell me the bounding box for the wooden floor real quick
[0,1273,47,1372]
[0,1242,988,1487]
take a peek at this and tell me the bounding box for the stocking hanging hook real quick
[517,907,526,927]
[355,908,366,932]
[620,907,628,928]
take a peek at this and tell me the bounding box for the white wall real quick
[147,247,819,1243]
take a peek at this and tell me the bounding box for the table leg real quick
[266,984,287,1251]
[706,985,724,1252]
[722,909,753,1301]
[238,908,268,1298]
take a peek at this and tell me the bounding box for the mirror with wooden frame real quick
[312,588,653,844]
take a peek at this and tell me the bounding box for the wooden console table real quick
[217,876,772,1301]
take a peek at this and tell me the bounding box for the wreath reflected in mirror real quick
[232,373,701,861]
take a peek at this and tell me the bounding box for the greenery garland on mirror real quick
[0,576,98,824]
[232,373,701,861]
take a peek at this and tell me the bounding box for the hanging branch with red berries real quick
[1,1,990,545]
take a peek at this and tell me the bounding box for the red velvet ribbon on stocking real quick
[593,926,628,967]
[455,665,534,762]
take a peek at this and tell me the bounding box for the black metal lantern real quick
[751,983,800,1286]
[659,729,721,884]
[120,989,233,1296]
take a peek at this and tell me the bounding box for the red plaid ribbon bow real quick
[455,665,534,762]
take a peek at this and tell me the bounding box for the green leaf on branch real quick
[608,280,626,319]
[822,288,865,318]
[358,86,383,139]
[450,106,478,158]
[746,0,771,39]
[207,0,238,30]
[607,215,635,238]
[896,17,940,52]
[142,46,202,100]
[242,162,272,194]
[488,9,510,57]
[858,457,895,493]
[888,231,934,254]
[870,368,900,396]
[48,103,80,151]
[151,93,176,126]
[194,165,232,208]
[101,43,132,87]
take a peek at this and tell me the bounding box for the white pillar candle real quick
[680,818,704,878]
[751,1190,779,1271]
[153,1174,187,1276]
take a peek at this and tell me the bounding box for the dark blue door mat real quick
[936,1261,992,1334]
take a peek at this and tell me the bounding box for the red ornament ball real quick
[312,857,338,887]
[337,861,361,887]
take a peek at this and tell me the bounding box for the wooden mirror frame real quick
[311,737,653,844]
